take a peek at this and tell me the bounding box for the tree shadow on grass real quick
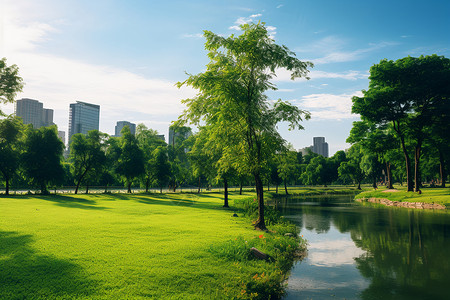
[0,231,98,299]
[13,194,109,210]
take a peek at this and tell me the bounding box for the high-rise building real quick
[68,101,100,141]
[115,121,136,136]
[312,137,329,158]
[15,98,54,128]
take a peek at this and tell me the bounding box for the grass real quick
[0,192,303,299]
[354,186,450,207]
[268,185,364,197]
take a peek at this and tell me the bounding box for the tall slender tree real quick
[177,22,312,230]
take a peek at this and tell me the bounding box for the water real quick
[273,194,450,300]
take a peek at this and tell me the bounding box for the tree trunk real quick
[197,177,201,193]
[372,175,377,189]
[75,181,80,194]
[439,149,446,188]
[400,135,414,191]
[414,142,422,193]
[160,186,163,193]
[223,178,229,207]
[267,182,270,191]
[239,182,243,195]
[145,177,149,193]
[357,181,361,190]
[253,173,266,231]
[284,179,288,195]
[104,184,108,193]
[127,181,132,193]
[85,184,89,194]
[5,175,9,195]
[386,161,393,189]
[41,181,48,195]
[276,184,278,194]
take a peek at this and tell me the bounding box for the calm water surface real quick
[273,194,450,300]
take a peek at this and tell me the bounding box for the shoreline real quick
[355,197,446,210]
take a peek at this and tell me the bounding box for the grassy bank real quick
[0,192,303,299]
[269,186,363,197]
[355,187,450,208]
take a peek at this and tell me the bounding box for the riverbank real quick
[270,186,362,197]
[354,187,450,209]
[0,192,304,299]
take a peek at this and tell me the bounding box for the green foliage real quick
[21,125,64,194]
[69,130,107,194]
[0,116,23,194]
[177,22,312,229]
[0,58,24,116]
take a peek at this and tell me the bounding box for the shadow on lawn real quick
[0,231,98,299]
[17,194,109,210]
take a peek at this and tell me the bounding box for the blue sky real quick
[1,0,449,154]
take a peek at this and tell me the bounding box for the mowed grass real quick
[0,192,295,299]
[355,187,450,207]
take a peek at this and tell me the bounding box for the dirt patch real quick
[382,189,400,193]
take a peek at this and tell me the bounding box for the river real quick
[273,194,450,300]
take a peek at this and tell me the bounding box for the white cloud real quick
[229,13,263,30]
[182,33,204,39]
[276,4,284,9]
[295,36,398,65]
[272,68,367,82]
[1,0,196,136]
[292,91,362,120]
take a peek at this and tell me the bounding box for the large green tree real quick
[0,58,24,116]
[177,22,312,230]
[0,116,23,194]
[115,126,145,193]
[70,130,107,194]
[21,126,65,194]
[352,55,450,192]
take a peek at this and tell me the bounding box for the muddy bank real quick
[356,197,446,210]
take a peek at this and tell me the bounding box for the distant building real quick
[313,137,329,158]
[58,131,66,146]
[15,98,54,128]
[156,134,165,142]
[115,121,136,136]
[68,101,100,141]
[299,146,313,156]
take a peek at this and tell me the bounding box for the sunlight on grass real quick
[0,192,302,299]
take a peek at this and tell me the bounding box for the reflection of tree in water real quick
[334,209,450,300]
[0,231,97,298]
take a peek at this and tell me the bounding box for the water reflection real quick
[276,195,450,300]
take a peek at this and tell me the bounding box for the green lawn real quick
[0,192,301,299]
[355,187,450,207]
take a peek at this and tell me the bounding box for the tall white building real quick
[15,98,54,128]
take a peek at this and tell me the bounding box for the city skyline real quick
[2,0,449,155]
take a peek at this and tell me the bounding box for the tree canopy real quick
[177,22,312,230]
[0,58,24,116]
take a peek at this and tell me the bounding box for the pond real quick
[273,194,450,300]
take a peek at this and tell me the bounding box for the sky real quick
[1,0,449,155]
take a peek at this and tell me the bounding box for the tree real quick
[277,146,299,195]
[177,22,311,230]
[21,126,65,194]
[149,146,171,193]
[115,126,145,193]
[0,116,23,194]
[70,130,107,194]
[136,124,167,192]
[0,58,24,116]
[352,55,450,192]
